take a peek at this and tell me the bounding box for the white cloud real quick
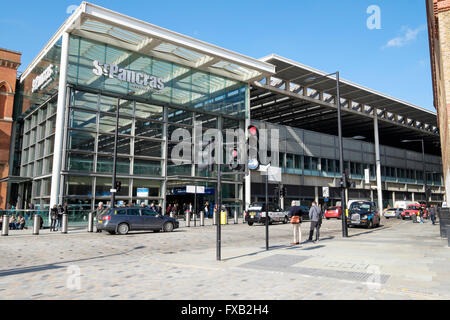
[383,25,427,49]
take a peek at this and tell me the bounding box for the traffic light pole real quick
[336,72,348,238]
[111,98,120,208]
[421,139,429,209]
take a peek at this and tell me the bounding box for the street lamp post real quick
[306,71,348,237]
[111,98,120,208]
[111,92,134,208]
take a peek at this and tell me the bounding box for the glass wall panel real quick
[99,95,118,113]
[67,176,93,197]
[69,130,96,152]
[70,109,97,131]
[72,91,98,111]
[135,120,163,139]
[134,139,163,158]
[168,164,192,176]
[67,153,94,173]
[168,108,192,126]
[135,103,164,121]
[99,114,133,135]
[133,179,161,198]
[96,177,129,197]
[134,159,162,176]
[97,156,130,175]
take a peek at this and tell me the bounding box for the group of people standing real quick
[50,205,66,232]
[166,201,212,218]
[289,201,324,246]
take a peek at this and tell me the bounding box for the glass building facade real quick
[15,32,250,221]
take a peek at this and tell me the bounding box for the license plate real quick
[98,221,103,224]
[250,213,256,216]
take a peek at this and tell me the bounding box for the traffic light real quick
[248,125,260,170]
[116,181,122,193]
[281,187,287,198]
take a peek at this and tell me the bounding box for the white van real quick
[394,201,417,210]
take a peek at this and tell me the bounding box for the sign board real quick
[292,201,301,207]
[92,60,165,92]
[259,165,282,182]
[137,188,149,198]
[323,187,330,198]
[32,64,54,93]
[365,169,370,184]
[186,186,206,194]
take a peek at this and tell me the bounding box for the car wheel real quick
[248,222,254,226]
[117,223,129,235]
[367,220,373,229]
[386,217,389,220]
[163,222,174,232]
[283,217,288,224]
[108,231,116,235]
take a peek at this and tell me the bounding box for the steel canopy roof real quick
[21,2,275,84]
[250,55,441,156]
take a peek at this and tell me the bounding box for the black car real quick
[347,201,381,229]
[97,207,179,235]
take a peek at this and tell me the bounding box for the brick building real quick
[0,48,21,209]
[427,0,450,204]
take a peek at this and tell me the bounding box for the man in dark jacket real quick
[430,205,438,225]
[308,202,321,242]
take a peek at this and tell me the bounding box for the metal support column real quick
[374,110,384,213]
[50,31,70,208]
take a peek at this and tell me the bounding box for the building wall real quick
[427,0,450,204]
[0,48,21,209]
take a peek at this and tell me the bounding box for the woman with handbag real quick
[290,201,302,245]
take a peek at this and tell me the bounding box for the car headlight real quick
[361,215,368,220]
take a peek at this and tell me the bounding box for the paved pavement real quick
[0,217,449,300]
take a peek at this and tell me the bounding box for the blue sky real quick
[0,0,434,110]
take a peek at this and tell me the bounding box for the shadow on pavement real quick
[0,246,146,278]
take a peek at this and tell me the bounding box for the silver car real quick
[384,208,403,219]
[96,207,179,235]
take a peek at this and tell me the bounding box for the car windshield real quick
[328,207,337,210]
[350,202,371,213]
[408,206,421,210]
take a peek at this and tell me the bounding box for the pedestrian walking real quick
[50,205,58,231]
[204,201,210,219]
[430,205,437,225]
[307,202,321,242]
[96,202,106,233]
[289,201,302,245]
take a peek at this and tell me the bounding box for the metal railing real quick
[0,209,93,227]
